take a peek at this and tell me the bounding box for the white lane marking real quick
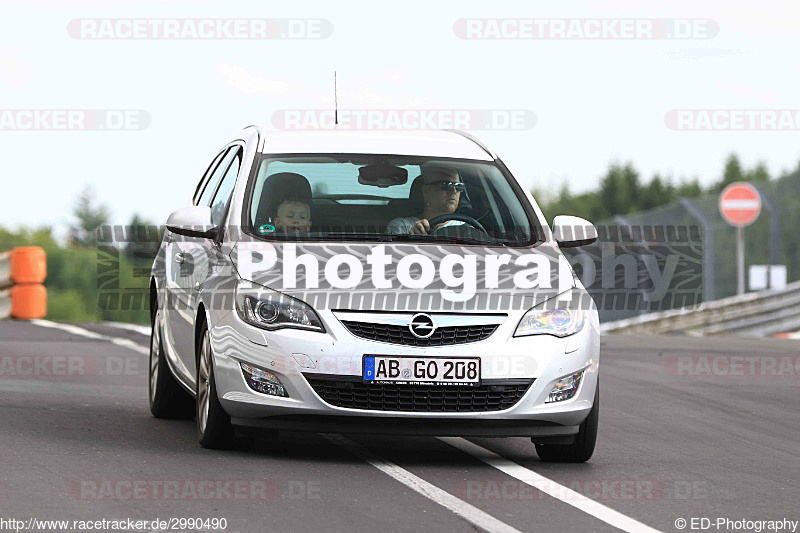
[103,322,151,336]
[439,438,663,533]
[30,320,149,356]
[26,322,660,533]
[322,433,522,533]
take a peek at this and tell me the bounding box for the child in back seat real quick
[273,196,312,234]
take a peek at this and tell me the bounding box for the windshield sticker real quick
[257,224,276,234]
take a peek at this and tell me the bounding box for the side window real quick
[209,149,242,226]
[198,147,237,208]
[193,149,226,205]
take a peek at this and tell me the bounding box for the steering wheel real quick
[427,214,487,234]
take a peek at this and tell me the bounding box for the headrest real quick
[256,172,312,223]
[408,174,425,209]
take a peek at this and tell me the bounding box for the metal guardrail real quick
[600,279,800,337]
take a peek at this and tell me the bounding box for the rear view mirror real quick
[358,164,408,188]
[166,206,218,239]
[552,215,598,247]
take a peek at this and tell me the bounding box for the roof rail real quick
[445,129,497,159]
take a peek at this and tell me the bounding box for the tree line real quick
[534,154,794,222]
[2,153,797,323]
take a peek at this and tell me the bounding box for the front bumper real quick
[231,415,580,437]
[208,307,600,437]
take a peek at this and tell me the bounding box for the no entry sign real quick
[719,182,761,227]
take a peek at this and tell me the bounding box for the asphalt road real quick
[1,319,798,533]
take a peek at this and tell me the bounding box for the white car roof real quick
[256,129,495,161]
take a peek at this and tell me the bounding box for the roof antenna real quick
[334,71,338,127]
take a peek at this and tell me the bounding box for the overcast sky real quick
[1,0,798,233]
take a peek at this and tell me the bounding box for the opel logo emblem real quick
[409,313,435,339]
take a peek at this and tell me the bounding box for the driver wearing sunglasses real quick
[386,166,467,235]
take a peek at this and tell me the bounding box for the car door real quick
[168,145,243,382]
[163,145,238,384]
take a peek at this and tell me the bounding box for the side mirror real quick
[552,215,598,248]
[166,206,218,239]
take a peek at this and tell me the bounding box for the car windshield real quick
[246,154,539,246]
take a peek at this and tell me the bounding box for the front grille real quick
[341,321,498,346]
[304,375,533,412]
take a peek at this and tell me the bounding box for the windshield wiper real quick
[323,232,396,242]
[384,234,502,246]
[431,236,505,246]
[321,232,512,246]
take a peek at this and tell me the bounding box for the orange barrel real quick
[11,283,47,319]
[10,247,47,284]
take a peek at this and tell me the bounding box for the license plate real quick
[363,356,480,385]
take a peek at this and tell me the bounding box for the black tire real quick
[535,382,599,463]
[149,310,195,419]
[196,322,235,449]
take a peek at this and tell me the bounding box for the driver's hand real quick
[410,219,430,235]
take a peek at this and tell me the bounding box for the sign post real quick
[719,182,761,296]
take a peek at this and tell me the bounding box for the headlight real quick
[514,291,585,337]
[235,280,324,332]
